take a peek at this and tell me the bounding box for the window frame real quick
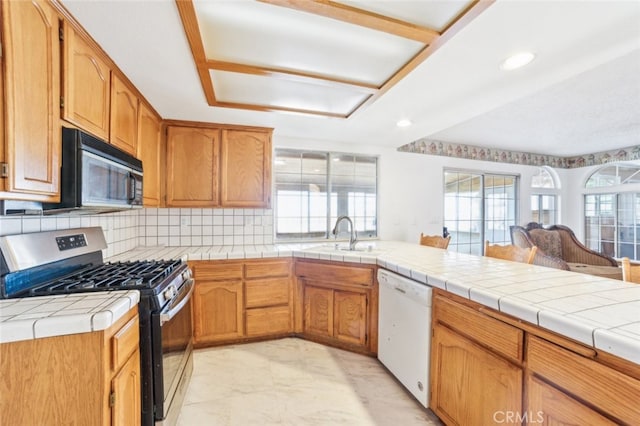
[443,168,520,255]
[583,162,640,260]
[273,149,379,242]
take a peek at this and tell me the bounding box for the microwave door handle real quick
[127,172,136,202]
[159,278,194,325]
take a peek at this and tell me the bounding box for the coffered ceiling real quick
[175,0,484,118]
[61,0,640,157]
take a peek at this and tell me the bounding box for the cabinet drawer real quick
[527,335,640,424]
[193,262,243,281]
[295,261,373,286]
[245,259,290,279]
[112,315,139,370]
[433,293,523,362]
[245,278,290,308]
[246,305,291,336]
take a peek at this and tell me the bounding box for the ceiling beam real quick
[349,0,495,118]
[213,100,349,119]
[206,60,379,94]
[258,0,440,43]
[175,0,217,105]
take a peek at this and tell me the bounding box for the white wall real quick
[275,135,558,243]
[0,141,621,250]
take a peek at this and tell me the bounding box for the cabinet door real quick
[110,74,138,155]
[303,285,333,338]
[220,129,271,208]
[137,103,162,206]
[430,324,523,426]
[111,350,141,426]
[193,281,244,343]
[61,21,111,140]
[2,0,60,198]
[333,290,367,347]
[166,126,219,207]
[526,374,615,426]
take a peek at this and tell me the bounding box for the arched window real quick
[531,167,559,226]
[532,167,557,189]
[586,164,640,188]
[584,163,640,260]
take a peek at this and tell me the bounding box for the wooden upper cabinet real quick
[220,129,272,208]
[1,0,60,199]
[166,126,219,207]
[61,21,111,141]
[137,104,162,206]
[110,74,138,155]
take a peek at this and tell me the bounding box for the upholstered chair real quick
[510,223,620,278]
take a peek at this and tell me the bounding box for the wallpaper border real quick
[398,139,640,169]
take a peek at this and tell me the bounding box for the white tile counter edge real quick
[109,242,640,365]
[0,290,140,344]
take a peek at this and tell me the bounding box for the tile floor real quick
[177,338,443,425]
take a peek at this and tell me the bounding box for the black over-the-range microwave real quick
[42,127,143,214]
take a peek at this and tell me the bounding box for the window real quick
[274,149,377,241]
[531,167,558,226]
[531,194,557,226]
[444,170,518,255]
[584,163,640,259]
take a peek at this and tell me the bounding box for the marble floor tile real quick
[177,338,442,426]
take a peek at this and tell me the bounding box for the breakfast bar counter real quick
[109,241,640,365]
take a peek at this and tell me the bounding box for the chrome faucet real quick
[332,216,358,250]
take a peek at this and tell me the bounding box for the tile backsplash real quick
[138,208,274,247]
[0,210,139,258]
[0,208,275,256]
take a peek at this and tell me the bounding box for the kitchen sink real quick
[311,243,382,255]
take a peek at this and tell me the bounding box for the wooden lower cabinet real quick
[193,280,244,343]
[526,374,616,425]
[191,259,293,346]
[430,323,523,426]
[430,290,640,426]
[303,285,368,347]
[0,307,140,426]
[111,347,142,425]
[296,259,377,354]
[526,334,640,425]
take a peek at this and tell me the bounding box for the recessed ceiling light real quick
[396,119,412,127]
[501,52,535,71]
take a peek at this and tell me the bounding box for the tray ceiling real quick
[176,0,486,118]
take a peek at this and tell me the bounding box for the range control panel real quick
[56,234,87,251]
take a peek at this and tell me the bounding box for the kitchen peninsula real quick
[110,240,640,425]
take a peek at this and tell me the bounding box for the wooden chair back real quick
[484,241,538,264]
[621,257,640,284]
[420,233,451,249]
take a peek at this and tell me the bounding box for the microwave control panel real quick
[56,234,87,251]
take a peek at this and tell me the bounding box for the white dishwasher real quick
[377,269,432,408]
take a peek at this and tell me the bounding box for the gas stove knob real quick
[164,286,176,300]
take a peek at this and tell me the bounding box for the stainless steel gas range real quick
[0,227,193,426]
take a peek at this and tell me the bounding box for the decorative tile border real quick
[398,138,640,169]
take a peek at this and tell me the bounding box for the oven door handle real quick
[160,278,194,325]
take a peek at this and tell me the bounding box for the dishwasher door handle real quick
[394,286,406,294]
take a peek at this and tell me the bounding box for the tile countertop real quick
[0,290,140,344]
[110,241,640,365]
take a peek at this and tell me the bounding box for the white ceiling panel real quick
[60,0,640,156]
[337,0,473,31]
[194,0,424,85]
[210,70,369,114]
